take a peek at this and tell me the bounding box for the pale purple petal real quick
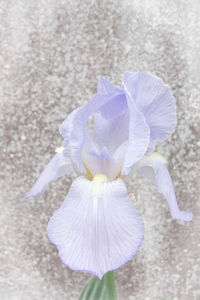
[97,76,123,95]
[93,110,129,154]
[47,176,144,279]
[59,108,77,139]
[24,152,73,198]
[123,71,177,142]
[81,133,114,178]
[99,94,127,120]
[121,92,150,175]
[81,131,125,180]
[97,77,126,119]
[59,93,120,173]
[138,154,193,221]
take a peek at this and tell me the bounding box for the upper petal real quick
[121,92,150,175]
[59,93,123,173]
[98,94,128,120]
[122,72,177,142]
[138,153,193,221]
[47,176,144,279]
[93,110,129,154]
[97,76,123,95]
[24,152,73,198]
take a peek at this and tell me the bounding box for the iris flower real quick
[25,72,193,279]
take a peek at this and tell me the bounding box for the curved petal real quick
[97,76,123,95]
[121,92,150,175]
[95,78,128,152]
[99,94,128,120]
[47,176,144,279]
[122,72,177,142]
[59,93,123,173]
[81,132,126,180]
[24,152,73,198]
[93,110,129,154]
[138,153,193,221]
[59,77,123,142]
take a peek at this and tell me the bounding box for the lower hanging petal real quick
[24,151,73,198]
[138,153,193,221]
[47,176,144,279]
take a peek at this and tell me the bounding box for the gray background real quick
[0,0,200,299]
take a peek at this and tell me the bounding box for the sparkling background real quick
[0,0,200,299]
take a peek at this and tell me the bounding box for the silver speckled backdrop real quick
[0,0,200,299]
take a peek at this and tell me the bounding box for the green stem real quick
[104,272,117,300]
[78,272,117,300]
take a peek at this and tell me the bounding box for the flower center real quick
[92,173,108,182]
[91,174,108,201]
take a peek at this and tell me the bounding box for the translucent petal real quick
[121,92,150,175]
[98,94,128,120]
[138,153,193,221]
[97,76,123,95]
[81,131,126,180]
[96,77,128,145]
[59,93,122,173]
[47,176,144,279]
[59,77,123,142]
[123,72,177,142]
[93,110,129,154]
[24,152,73,198]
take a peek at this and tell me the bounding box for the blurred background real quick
[0,0,200,299]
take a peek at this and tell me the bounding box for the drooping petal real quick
[122,72,177,142]
[138,153,193,221]
[47,176,144,279]
[121,92,150,175]
[24,151,73,198]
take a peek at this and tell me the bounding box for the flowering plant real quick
[25,72,192,299]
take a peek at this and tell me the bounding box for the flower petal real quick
[138,153,193,221]
[47,176,144,279]
[98,94,128,120]
[24,152,73,198]
[59,93,121,173]
[93,110,129,154]
[97,76,123,95]
[121,92,150,175]
[81,131,126,180]
[123,71,177,142]
[81,134,114,179]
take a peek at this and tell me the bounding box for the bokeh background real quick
[0,0,200,299]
